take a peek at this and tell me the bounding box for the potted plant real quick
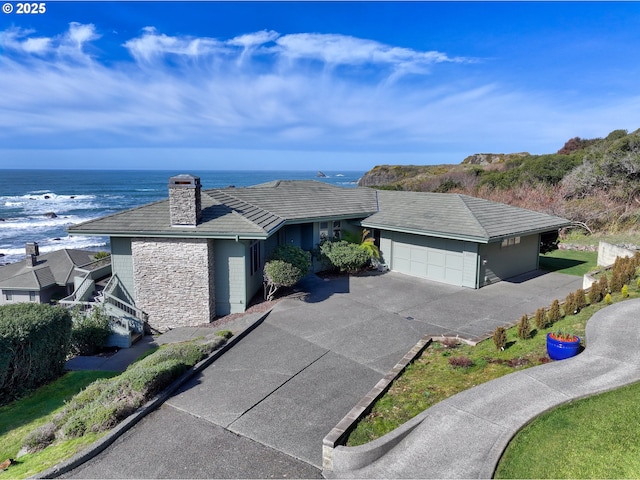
[546,330,581,360]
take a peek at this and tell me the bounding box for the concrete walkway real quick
[327,298,640,479]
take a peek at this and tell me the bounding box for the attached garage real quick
[384,232,478,288]
[364,190,572,290]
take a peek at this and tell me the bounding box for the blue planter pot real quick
[546,333,581,360]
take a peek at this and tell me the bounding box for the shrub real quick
[448,356,474,368]
[216,330,233,339]
[264,260,306,301]
[34,340,212,446]
[517,315,530,340]
[70,305,112,356]
[547,300,562,324]
[23,421,57,453]
[534,308,547,330]
[263,245,311,301]
[493,327,507,351]
[318,240,371,272]
[621,285,629,298]
[604,293,613,305]
[564,292,577,315]
[610,267,623,293]
[599,273,609,294]
[0,303,72,405]
[268,244,311,274]
[574,288,587,312]
[441,337,460,349]
[589,280,603,304]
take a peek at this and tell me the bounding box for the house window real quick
[250,241,261,276]
[319,222,329,241]
[332,221,342,239]
[29,291,37,302]
[501,236,521,248]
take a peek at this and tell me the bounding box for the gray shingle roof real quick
[67,179,570,244]
[362,190,571,243]
[69,181,380,238]
[0,249,97,291]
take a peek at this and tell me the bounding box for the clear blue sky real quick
[1,1,640,170]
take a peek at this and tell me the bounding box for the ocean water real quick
[0,169,364,265]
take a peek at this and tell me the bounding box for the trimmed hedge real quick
[0,303,72,405]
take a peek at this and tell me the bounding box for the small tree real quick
[263,245,311,301]
[564,292,577,316]
[547,300,562,324]
[589,280,603,304]
[493,326,507,351]
[574,288,587,312]
[610,267,623,293]
[517,314,530,340]
[534,307,547,330]
[264,260,305,301]
[599,273,609,295]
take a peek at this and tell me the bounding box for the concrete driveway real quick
[63,270,582,478]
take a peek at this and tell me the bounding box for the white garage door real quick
[391,233,472,287]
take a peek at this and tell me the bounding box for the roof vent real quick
[169,174,202,227]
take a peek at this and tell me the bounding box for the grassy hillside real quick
[359,128,640,235]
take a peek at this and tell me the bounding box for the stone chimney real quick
[169,174,202,227]
[25,242,39,267]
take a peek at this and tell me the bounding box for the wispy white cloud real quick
[1,22,639,169]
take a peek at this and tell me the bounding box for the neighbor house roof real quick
[68,180,380,239]
[362,190,571,243]
[67,179,571,243]
[0,249,98,291]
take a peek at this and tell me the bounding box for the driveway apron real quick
[61,270,583,478]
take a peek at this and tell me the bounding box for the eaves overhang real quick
[360,221,491,244]
[67,229,270,241]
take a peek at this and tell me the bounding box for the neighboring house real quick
[67,174,571,332]
[0,243,110,305]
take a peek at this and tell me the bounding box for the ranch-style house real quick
[67,174,571,332]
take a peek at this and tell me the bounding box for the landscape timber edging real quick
[321,335,432,472]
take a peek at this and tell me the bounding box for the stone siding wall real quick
[169,186,201,226]
[132,237,215,331]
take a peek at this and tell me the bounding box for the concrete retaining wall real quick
[597,241,637,267]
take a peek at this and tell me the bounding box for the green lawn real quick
[495,381,640,478]
[0,371,118,479]
[539,249,597,276]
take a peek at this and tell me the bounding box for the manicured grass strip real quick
[539,250,597,276]
[495,381,640,479]
[0,371,118,479]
